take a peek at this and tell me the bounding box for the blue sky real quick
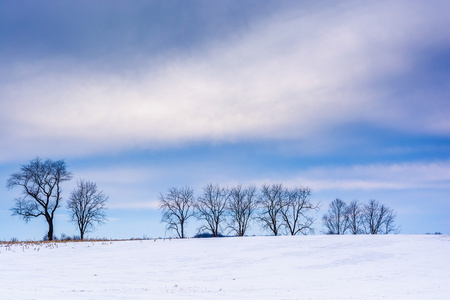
[1,0,449,240]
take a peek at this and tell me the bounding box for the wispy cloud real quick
[71,166,160,186]
[69,160,450,209]
[282,161,450,191]
[109,201,160,210]
[1,1,449,161]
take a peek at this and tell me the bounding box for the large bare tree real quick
[281,187,318,235]
[7,157,72,241]
[256,183,285,236]
[195,183,229,237]
[322,198,348,235]
[227,184,257,236]
[67,179,108,240]
[159,186,195,238]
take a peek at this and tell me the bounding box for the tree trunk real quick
[180,221,184,239]
[47,219,54,241]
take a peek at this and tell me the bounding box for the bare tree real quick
[383,209,400,234]
[362,199,398,234]
[67,179,108,240]
[227,184,257,236]
[281,187,318,235]
[256,183,285,236]
[195,183,229,237]
[7,157,72,241]
[159,186,195,238]
[322,198,348,235]
[346,200,363,234]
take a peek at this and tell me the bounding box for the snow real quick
[1,235,449,299]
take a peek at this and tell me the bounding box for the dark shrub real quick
[193,232,225,238]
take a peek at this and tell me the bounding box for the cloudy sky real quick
[1,0,449,240]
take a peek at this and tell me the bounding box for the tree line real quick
[322,198,399,235]
[6,157,399,241]
[160,184,400,238]
[161,183,316,238]
[6,157,108,241]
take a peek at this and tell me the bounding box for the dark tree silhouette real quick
[362,199,398,234]
[67,179,108,240]
[227,184,257,236]
[281,187,318,235]
[159,186,195,238]
[322,198,348,235]
[195,183,229,237]
[383,209,399,234]
[7,157,72,241]
[346,200,363,234]
[256,183,285,236]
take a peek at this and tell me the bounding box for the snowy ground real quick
[1,235,449,299]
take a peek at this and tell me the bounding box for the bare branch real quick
[10,197,44,222]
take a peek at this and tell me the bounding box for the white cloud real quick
[65,160,450,209]
[283,161,450,191]
[71,166,160,186]
[1,1,449,161]
[109,201,159,210]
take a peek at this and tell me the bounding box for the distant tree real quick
[256,183,285,236]
[322,198,348,235]
[159,186,195,238]
[67,179,108,240]
[7,157,72,241]
[362,199,398,234]
[227,184,257,236]
[281,187,318,235]
[346,200,363,234]
[195,183,229,237]
[383,208,399,234]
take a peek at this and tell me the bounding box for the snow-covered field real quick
[1,235,449,299]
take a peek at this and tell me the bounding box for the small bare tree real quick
[383,209,399,234]
[346,200,363,234]
[256,183,285,236]
[227,184,257,236]
[281,187,318,235]
[195,183,229,237]
[67,179,108,240]
[322,198,348,235]
[362,199,398,234]
[159,186,195,238]
[7,157,72,241]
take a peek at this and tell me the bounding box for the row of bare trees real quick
[7,157,108,240]
[159,183,319,238]
[322,198,399,235]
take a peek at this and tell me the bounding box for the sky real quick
[0,0,449,240]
